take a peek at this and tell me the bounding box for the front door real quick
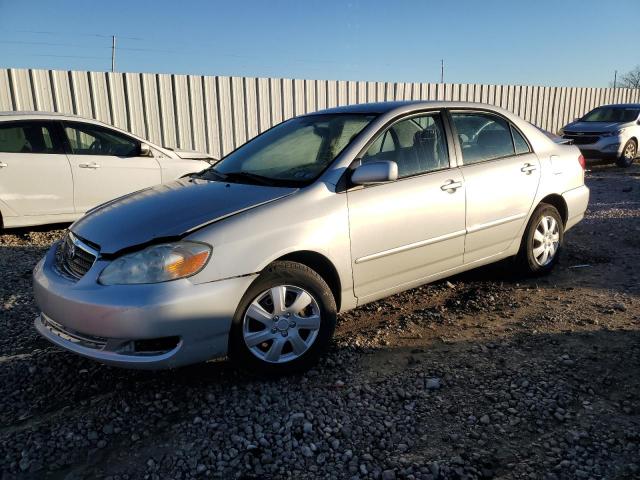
[62,122,161,213]
[449,111,541,264]
[347,111,466,300]
[0,120,73,217]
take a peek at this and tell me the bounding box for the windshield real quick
[201,113,375,186]
[581,107,640,123]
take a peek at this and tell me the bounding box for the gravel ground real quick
[1,163,639,480]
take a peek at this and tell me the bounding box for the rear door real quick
[62,122,161,213]
[0,120,73,216]
[448,110,541,264]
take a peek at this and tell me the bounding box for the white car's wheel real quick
[616,139,637,168]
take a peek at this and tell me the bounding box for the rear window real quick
[0,123,59,154]
[511,127,531,154]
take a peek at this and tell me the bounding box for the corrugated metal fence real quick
[1,68,639,157]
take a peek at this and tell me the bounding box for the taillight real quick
[578,154,586,170]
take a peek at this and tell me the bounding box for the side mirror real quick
[139,143,152,157]
[351,160,398,185]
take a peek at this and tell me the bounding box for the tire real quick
[228,261,337,375]
[616,139,637,168]
[516,203,564,276]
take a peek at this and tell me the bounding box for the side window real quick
[363,113,449,178]
[451,112,515,165]
[511,126,531,155]
[0,122,60,154]
[64,123,139,156]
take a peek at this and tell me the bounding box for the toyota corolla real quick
[33,101,589,374]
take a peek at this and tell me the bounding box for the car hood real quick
[71,179,297,254]
[563,121,627,133]
[171,149,218,163]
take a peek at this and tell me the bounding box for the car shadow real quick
[1,327,639,479]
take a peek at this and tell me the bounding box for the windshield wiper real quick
[222,171,277,186]
[191,168,228,181]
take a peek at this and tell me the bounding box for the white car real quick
[0,112,215,228]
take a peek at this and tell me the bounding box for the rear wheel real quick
[516,203,564,276]
[616,139,637,168]
[229,261,336,375]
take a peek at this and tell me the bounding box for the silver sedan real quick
[33,101,589,374]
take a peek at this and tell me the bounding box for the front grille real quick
[563,133,600,145]
[55,232,99,280]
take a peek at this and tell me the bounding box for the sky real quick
[0,0,638,87]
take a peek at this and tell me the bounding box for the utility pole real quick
[613,70,617,88]
[440,59,444,83]
[111,35,116,72]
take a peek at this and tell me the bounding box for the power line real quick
[0,39,179,54]
[28,53,109,60]
[0,39,104,49]
[4,29,438,72]
[2,36,435,72]
[9,29,142,40]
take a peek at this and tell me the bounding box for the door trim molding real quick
[466,212,527,234]
[354,229,466,264]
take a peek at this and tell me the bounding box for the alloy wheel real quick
[242,285,321,363]
[623,141,637,160]
[532,215,560,266]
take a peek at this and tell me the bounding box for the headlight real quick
[602,129,623,137]
[99,241,211,285]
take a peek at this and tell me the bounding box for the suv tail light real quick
[578,154,586,170]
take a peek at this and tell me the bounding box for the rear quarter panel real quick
[507,138,587,254]
[494,110,588,254]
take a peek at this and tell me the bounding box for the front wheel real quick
[228,261,336,375]
[516,203,564,276]
[616,139,637,168]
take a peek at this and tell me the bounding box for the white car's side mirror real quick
[139,143,153,157]
[351,160,398,185]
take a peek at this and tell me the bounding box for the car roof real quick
[597,103,640,108]
[0,111,166,149]
[307,100,514,116]
[312,101,421,115]
[0,111,105,122]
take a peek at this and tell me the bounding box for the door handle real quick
[0,162,7,168]
[79,162,100,169]
[440,180,463,192]
[521,163,537,174]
